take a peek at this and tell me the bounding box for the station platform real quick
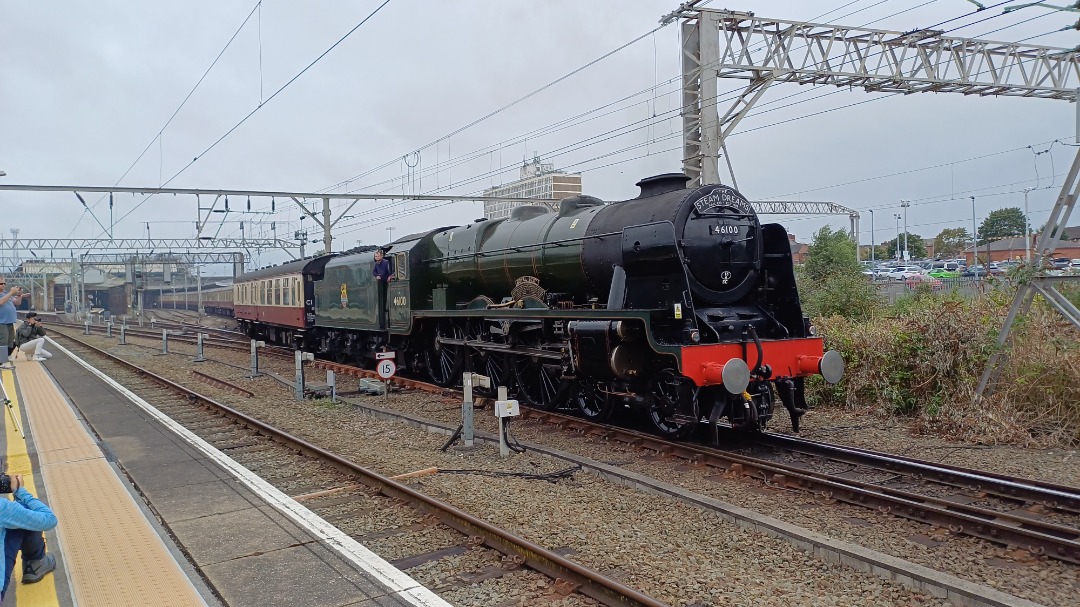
[0,339,452,607]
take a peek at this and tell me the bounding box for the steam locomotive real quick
[234,174,843,437]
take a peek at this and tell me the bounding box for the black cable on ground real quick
[503,418,528,454]
[437,465,581,483]
[440,424,463,452]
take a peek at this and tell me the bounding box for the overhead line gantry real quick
[674,6,1080,186]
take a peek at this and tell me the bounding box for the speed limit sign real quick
[376,360,397,379]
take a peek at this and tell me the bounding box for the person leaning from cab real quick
[0,279,24,370]
[372,249,393,283]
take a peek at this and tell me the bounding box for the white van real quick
[929,261,962,273]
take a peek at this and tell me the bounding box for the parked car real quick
[927,267,961,278]
[962,264,1003,278]
[1051,258,1071,268]
[929,261,963,274]
[885,266,924,280]
[905,274,943,290]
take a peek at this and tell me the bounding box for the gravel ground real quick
[55,330,1080,606]
[772,409,1080,488]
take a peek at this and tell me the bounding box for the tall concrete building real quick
[482,156,582,220]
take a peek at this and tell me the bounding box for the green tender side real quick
[316,253,380,331]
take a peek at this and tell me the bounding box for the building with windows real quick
[482,156,582,220]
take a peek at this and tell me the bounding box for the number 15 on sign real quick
[377,360,396,379]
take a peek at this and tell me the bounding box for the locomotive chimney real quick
[635,173,692,198]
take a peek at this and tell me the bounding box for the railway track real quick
[49,329,669,607]
[41,317,295,358]
[308,359,1080,566]
[44,322,1080,564]
[30,311,246,343]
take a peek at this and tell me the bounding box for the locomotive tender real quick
[234,174,843,437]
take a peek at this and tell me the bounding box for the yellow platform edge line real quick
[15,362,208,607]
[3,367,62,606]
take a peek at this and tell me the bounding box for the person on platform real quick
[0,474,58,599]
[0,281,24,370]
[15,313,51,361]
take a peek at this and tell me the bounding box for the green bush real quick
[807,289,1080,446]
[799,271,881,320]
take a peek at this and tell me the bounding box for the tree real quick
[804,226,859,281]
[978,207,1026,244]
[880,232,927,261]
[934,227,971,258]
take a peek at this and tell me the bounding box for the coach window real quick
[293,278,301,306]
[284,279,292,306]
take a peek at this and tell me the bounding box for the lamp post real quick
[1022,187,1033,263]
[869,209,875,263]
[900,200,911,261]
[893,214,901,261]
[387,227,395,243]
[970,196,978,267]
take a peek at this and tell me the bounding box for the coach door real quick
[304,274,317,325]
[388,251,411,331]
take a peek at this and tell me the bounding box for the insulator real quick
[247,196,251,211]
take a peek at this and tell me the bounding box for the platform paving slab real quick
[40,345,447,607]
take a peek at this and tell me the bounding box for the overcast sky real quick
[2,0,1077,271]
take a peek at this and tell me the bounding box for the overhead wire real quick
[100,0,396,237]
[320,22,673,194]
[236,0,1070,243]
[323,0,904,195]
[342,0,1045,203]
[67,1,263,237]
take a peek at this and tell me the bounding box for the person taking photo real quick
[15,312,50,361]
[0,281,24,370]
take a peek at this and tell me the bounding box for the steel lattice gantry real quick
[0,238,288,251]
[0,183,562,257]
[677,7,1080,185]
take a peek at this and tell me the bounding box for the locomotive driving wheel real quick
[648,369,699,439]
[466,320,509,392]
[574,379,615,422]
[425,320,464,387]
[511,331,565,410]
